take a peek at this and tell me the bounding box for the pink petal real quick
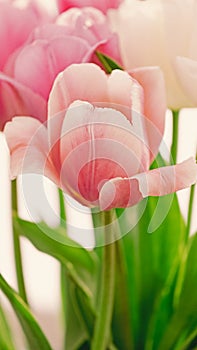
[108,69,144,120]
[49,63,108,116]
[48,63,109,157]
[175,56,197,105]
[0,3,40,70]
[4,117,58,184]
[94,34,123,67]
[56,7,123,66]
[107,69,150,167]
[130,66,166,162]
[56,8,109,45]
[57,0,123,14]
[59,101,149,206]
[11,37,92,100]
[0,72,47,130]
[27,23,74,42]
[100,158,197,210]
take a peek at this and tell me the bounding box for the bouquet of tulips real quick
[0,0,197,349]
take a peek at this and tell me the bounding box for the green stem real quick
[171,110,180,164]
[91,211,116,350]
[58,189,67,350]
[58,188,66,226]
[12,180,28,304]
[185,183,196,241]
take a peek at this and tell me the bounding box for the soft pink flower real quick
[57,0,123,15]
[4,63,197,210]
[0,7,121,130]
[0,2,49,130]
[0,3,41,71]
[56,8,122,67]
[109,0,197,109]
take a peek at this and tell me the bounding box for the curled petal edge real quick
[99,157,197,210]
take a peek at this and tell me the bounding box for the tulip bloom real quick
[0,2,48,130]
[0,8,121,130]
[0,2,41,71]
[57,0,123,15]
[109,0,197,109]
[4,64,197,210]
[56,7,122,67]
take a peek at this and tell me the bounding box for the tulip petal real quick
[57,0,123,14]
[130,66,166,161]
[95,33,123,67]
[59,100,149,206]
[0,3,39,70]
[109,0,195,109]
[107,69,149,161]
[56,7,110,45]
[108,69,144,120]
[48,63,109,159]
[56,7,123,66]
[175,56,197,105]
[0,72,47,130]
[12,37,92,100]
[4,117,58,184]
[100,158,197,210]
[48,63,108,116]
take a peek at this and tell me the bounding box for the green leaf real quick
[13,215,97,274]
[62,255,99,350]
[158,233,197,350]
[95,51,123,73]
[63,265,100,350]
[112,239,134,349]
[13,215,100,349]
[64,274,89,350]
[142,195,185,350]
[62,264,100,350]
[0,302,16,350]
[119,194,186,349]
[0,274,52,350]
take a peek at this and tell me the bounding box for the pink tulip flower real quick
[0,2,41,71]
[4,64,197,210]
[56,7,122,67]
[57,0,123,15]
[0,2,49,130]
[0,7,121,130]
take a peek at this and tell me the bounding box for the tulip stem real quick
[12,180,28,304]
[58,189,67,350]
[91,210,116,350]
[59,188,66,227]
[185,182,196,241]
[185,152,197,240]
[171,110,180,164]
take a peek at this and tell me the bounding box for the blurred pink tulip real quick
[0,7,121,130]
[109,0,197,109]
[4,64,197,210]
[56,7,122,67]
[0,3,41,71]
[0,1,50,130]
[57,0,123,14]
